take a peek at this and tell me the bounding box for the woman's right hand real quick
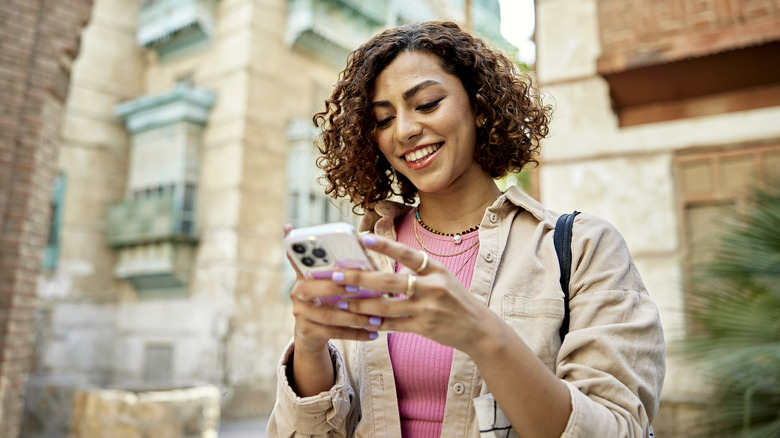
[287,274,383,397]
[283,224,382,396]
[289,274,382,354]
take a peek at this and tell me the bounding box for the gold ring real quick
[405,274,417,297]
[415,252,428,273]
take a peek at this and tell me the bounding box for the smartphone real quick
[285,222,387,303]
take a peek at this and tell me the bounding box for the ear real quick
[473,95,487,128]
[473,101,485,128]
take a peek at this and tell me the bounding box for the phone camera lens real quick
[301,257,315,267]
[312,248,327,258]
[292,244,306,254]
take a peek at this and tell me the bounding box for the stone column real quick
[0,1,93,436]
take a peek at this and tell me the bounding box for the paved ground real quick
[219,417,269,437]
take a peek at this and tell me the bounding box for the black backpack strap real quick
[554,211,580,342]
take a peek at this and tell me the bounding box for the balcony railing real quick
[106,191,197,247]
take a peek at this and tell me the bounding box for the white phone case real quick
[285,222,385,303]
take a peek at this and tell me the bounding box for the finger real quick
[345,295,416,320]
[297,320,380,342]
[296,299,384,330]
[335,269,414,299]
[367,314,415,333]
[290,277,351,305]
[361,234,435,274]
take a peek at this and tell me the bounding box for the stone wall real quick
[69,385,220,438]
[19,376,86,437]
[0,1,93,436]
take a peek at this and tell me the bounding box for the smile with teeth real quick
[404,143,441,163]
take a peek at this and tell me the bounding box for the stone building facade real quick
[15,0,511,434]
[535,0,780,435]
[10,0,778,435]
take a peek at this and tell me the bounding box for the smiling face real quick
[370,51,484,196]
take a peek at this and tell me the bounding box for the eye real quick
[416,98,443,112]
[375,116,394,129]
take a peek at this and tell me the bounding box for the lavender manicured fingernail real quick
[368,332,378,340]
[331,271,344,282]
[363,235,376,246]
[345,285,359,293]
[369,316,382,326]
[337,301,348,310]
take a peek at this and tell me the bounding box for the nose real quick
[395,112,422,143]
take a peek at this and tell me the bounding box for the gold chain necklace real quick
[413,215,479,257]
[453,244,480,277]
[415,210,479,244]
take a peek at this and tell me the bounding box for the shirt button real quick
[484,252,494,262]
[489,213,498,223]
[453,383,466,395]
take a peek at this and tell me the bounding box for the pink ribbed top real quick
[388,210,480,437]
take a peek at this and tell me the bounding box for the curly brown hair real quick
[313,21,551,212]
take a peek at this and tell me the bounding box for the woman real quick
[269,21,665,437]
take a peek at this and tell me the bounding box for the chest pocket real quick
[501,295,564,369]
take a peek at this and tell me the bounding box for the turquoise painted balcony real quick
[106,190,197,247]
[286,0,387,65]
[137,0,218,60]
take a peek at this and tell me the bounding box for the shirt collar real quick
[493,184,548,223]
[367,184,550,225]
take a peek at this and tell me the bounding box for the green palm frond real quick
[684,186,780,437]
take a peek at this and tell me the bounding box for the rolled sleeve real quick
[557,215,665,437]
[267,340,355,437]
[557,290,664,437]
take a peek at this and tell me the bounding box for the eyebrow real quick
[370,79,441,108]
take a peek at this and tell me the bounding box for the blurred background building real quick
[2,0,778,436]
[535,0,780,435]
[5,0,511,436]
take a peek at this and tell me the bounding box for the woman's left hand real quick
[342,234,574,438]
[334,233,497,354]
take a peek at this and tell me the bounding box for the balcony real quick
[137,0,218,60]
[113,83,210,297]
[106,191,196,248]
[114,81,216,135]
[286,0,386,65]
[106,190,197,297]
[596,0,780,126]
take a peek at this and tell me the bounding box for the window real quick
[285,119,358,229]
[144,343,174,382]
[283,119,360,295]
[675,142,780,328]
[181,183,197,235]
[43,173,66,271]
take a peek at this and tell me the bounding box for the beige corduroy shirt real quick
[268,185,665,438]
